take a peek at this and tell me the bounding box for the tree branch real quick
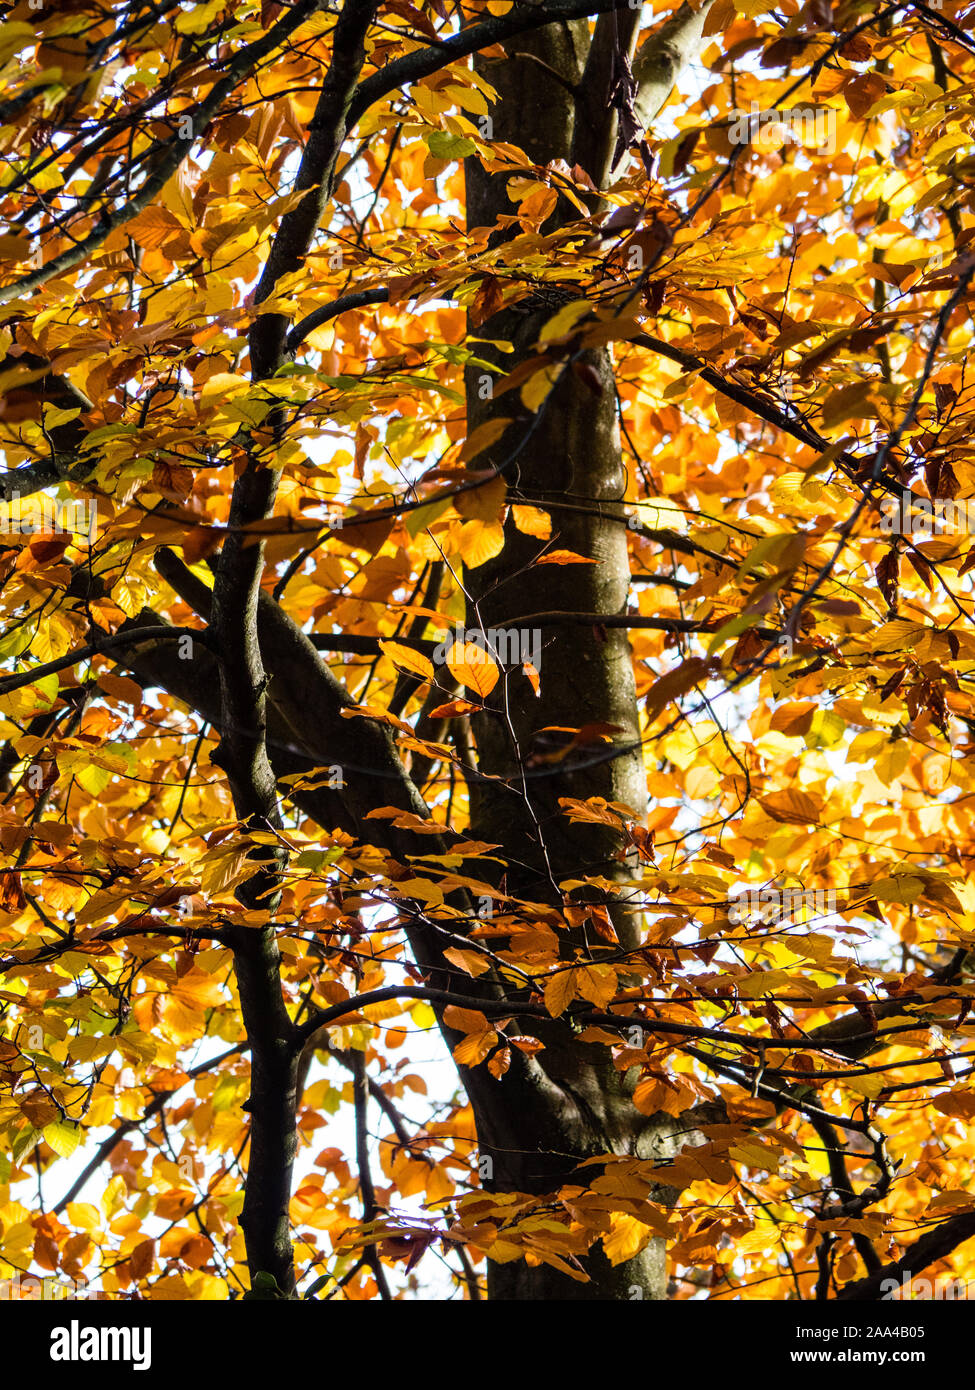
[0,625,210,699]
[286,287,390,357]
[632,1,716,130]
[346,0,645,129]
[250,0,380,379]
[0,0,327,309]
[836,1211,975,1300]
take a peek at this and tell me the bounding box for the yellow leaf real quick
[538,300,592,344]
[603,1212,655,1266]
[458,519,506,568]
[175,0,226,34]
[520,363,561,412]
[454,475,506,523]
[147,1274,195,1300]
[42,1121,81,1159]
[844,1073,885,1101]
[410,1002,437,1029]
[511,505,552,539]
[544,969,577,1017]
[28,615,72,665]
[379,641,434,683]
[445,639,500,697]
[460,417,511,462]
[201,372,249,404]
[76,764,111,797]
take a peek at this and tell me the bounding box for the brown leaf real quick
[181,526,224,564]
[644,657,712,722]
[934,381,958,419]
[671,128,699,177]
[571,359,603,396]
[0,870,26,913]
[28,533,70,565]
[130,1239,156,1280]
[875,544,900,610]
[907,550,934,591]
[151,460,194,498]
[761,37,805,68]
[334,511,394,555]
[839,34,873,60]
[844,72,887,120]
[470,275,505,328]
[758,789,824,825]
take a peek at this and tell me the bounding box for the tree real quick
[0,0,974,1303]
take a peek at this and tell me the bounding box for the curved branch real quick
[286,287,390,356]
[0,625,210,698]
[347,0,642,129]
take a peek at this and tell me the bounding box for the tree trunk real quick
[463,18,678,1301]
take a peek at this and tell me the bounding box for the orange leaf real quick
[453,475,506,523]
[445,640,499,697]
[96,672,144,706]
[427,699,482,718]
[379,641,434,683]
[511,504,552,539]
[544,969,578,1017]
[758,789,824,825]
[459,418,510,462]
[443,947,491,978]
[444,1005,489,1034]
[487,1046,511,1078]
[452,1028,498,1067]
[334,510,394,554]
[533,550,598,565]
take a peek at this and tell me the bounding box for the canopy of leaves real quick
[0,0,973,1302]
